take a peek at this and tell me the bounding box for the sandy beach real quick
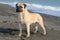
[0,4,60,40]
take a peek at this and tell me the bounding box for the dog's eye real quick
[20,6,23,8]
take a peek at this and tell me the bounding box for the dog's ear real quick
[23,4,26,8]
[16,3,18,7]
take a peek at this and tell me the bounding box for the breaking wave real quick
[0,2,60,17]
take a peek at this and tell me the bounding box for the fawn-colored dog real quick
[16,3,46,37]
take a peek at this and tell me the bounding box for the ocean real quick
[0,0,60,17]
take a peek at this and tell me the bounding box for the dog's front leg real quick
[26,24,30,37]
[19,23,22,37]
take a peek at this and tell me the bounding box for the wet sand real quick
[0,4,60,40]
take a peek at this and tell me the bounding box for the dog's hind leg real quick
[34,23,38,33]
[38,17,46,35]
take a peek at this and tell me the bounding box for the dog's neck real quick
[21,9,29,16]
[19,9,29,19]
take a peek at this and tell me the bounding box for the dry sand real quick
[0,4,60,40]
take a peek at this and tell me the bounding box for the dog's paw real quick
[19,34,22,37]
[34,31,38,34]
[43,32,46,35]
[26,35,30,38]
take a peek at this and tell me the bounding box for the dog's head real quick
[16,3,26,12]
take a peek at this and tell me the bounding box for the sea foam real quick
[0,2,60,17]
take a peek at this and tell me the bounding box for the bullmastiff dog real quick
[16,3,46,37]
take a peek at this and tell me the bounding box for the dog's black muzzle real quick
[16,6,23,12]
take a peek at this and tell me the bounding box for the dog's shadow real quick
[0,28,20,35]
[0,27,34,36]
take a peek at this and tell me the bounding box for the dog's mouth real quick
[16,8,23,12]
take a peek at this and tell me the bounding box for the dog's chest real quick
[19,13,25,22]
